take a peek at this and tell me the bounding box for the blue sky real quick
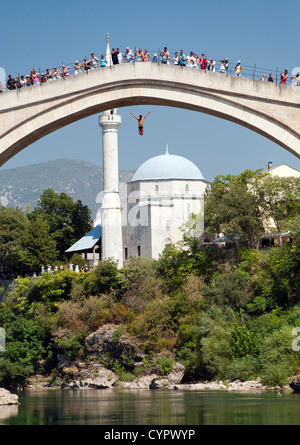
[1,0,299,181]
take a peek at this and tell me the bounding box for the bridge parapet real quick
[0,63,300,166]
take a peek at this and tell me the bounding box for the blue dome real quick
[132,153,204,182]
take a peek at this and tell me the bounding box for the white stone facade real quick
[122,151,208,261]
[70,112,208,266]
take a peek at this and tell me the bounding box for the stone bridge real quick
[1,62,300,166]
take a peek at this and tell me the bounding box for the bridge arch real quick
[1,63,300,166]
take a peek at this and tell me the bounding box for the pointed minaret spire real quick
[165,144,169,155]
[105,32,112,67]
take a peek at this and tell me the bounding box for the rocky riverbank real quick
[25,372,293,393]
[20,325,298,394]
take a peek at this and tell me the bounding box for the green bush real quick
[0,358,33,388]
[129,297,175,352]
[260,363,291,387]
[198,306,235,378]
[258,325,300,386]
[225,355,259,382]
[154,242,215,294]
[228,323,260,358]
[2,316,51,369]
[55,331,87,360]
[153,356,175,376]
[85,259,122,296]
[202,271,251,311]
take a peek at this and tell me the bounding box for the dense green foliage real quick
[204,171,300,249]
[0,176,299,389]
[0,188,93,277]
[29,188,92,259]
[0,237,299,388]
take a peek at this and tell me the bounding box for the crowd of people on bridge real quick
[1,46,299,92]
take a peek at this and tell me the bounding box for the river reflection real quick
[1,388,300,425]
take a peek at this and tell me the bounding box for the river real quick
[0,388,300,425]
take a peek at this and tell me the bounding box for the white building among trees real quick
[66,110,208,266]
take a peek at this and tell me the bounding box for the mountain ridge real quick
[0,158,134,218]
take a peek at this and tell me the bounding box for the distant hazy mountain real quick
[0,159,134,219]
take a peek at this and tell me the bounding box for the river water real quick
[0,388,300,425]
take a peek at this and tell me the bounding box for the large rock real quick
[119,374,158,389]
[175,379,266,392]
[69,364,118,389]
[85,325,145,364]
[56,325,185,391]
[149,363,185,390]
[226,380,265,392]
[119,362,185,390]
[175,381,227,391]
[290,375,300,392]
[0,388,19,405]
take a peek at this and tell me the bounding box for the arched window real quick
[185,184,190,193]
[155,184,159,195]
[166,219,171,231]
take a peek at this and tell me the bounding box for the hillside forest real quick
[0,170,299,389]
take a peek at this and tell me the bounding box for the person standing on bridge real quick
[130,112,150,135]
[207,58,215,72]
[100,55,106,67]
[62,65,71,77]
[179,49,186,66]
[135,48,144,62]
[53,67,61,79]
[83,58,90,73]
[199,54,207,71]
[235,61,242,76]
[31,69,40,85]
[124,47,133,63]
[111,48,119,65]
[143,49,150,62]
[219,58,229,74]
[280,70,288,84]
[161,47,170,64]
[117,48,123,64]
[173,52,179,65]
[290,73,300,86]
[6,75,16,90]
[89,53,99,69]
[74,61,83,75]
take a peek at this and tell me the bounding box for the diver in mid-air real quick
[130,112,150,135]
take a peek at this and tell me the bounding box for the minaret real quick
[99,109,123,267]
[105,32,112,67]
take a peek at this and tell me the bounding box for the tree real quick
[24,219,58,273]
[204,170,265,249]
[253,175,300,245]
[0,207,30,276]
[30,189,92,259]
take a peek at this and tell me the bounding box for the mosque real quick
[66,108,209,267]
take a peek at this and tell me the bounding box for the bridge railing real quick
[1,48,299,92]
